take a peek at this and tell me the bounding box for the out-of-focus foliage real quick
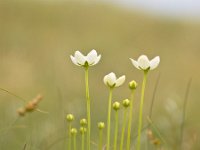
[0,0,199,149]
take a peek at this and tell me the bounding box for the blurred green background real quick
[0,0,200,149]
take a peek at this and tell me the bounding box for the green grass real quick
[0,0,200,149]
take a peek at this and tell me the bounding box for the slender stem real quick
[114,111,119,150]
[120,108,128,150]
[0,87,26,103]
[180,78,192,149]
[68,123,72,150]
[136,71,148,150]
[82,133,85,150]
[149,73,160,118]
[73,134,77,150]
[147,117,167,145]
[126,90,135,150]
[98,129,103,150]
[107,88,113,150]
[85,67,91,150]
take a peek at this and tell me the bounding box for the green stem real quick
[98,129,103,150]
[107,88,113,150]
[68,123,72,150]
[136,71,148,150]
[147,117,167,144]
[0,87,26,103]
[126,90,135,150]
[82,133,85,150]
[114,110,119,150]
[73,134,77,150]
[180,78,192,149]
[120,108,128,150]
[85,67,91,150]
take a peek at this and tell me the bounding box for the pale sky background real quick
[100,0,200,20]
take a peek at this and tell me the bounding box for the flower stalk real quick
[80,127,87,150]
[114,110,119,150]
[113,102,120,150]
[120,99,130,150]
[98,122,105,150]
[99,129,103,150]
[136,70,148,150]
[85,66,91,150]
[68,123,72,150]
[82,133,85,150]
[126,90,135,150]
[106,88,113,150]
[66,114,74,150]
[126,80,137,150]
[71,128,77,150]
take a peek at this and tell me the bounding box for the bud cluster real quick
[113,101,120,111]
[66,114,75,122]
[122,99,130,108]
[98,122,105,130]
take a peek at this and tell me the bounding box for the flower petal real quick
[74,51,86,65]
[107,72,117,86]
[108,72,117,81]
[138,55,150,70]
[86,49,98,65]
[115,75,126,87]
[130,58,140,70]
[103,75,108,85]
[92,55,101,66]
[103,72,116,87]
[70,55,80,66]
[103,75,115,87]
[150,56,160,70]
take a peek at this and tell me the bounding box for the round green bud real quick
[98,122,105,130]
[122,99,130,108]
[66,114,74,122]
[80,118,87,126]
[113,101,120,111]
[129,80,137,90]
[80,127,87,134]
[71,128,77,135]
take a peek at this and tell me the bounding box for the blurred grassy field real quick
[0,0,200,149]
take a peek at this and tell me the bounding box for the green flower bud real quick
[129,80,137,90]
[98,122,105,130]
[122,99,130,108]
[66,114,74,122]
[80,127,87,134]
[113,101,120,111]
[80,118,87,126]
[71,128,77,135]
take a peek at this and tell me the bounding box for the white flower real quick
[104,72,126,88]
[130,55,160,71]
[70,49,101,67]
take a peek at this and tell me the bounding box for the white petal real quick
[103,75,109,85]
[115,75,126,87]
[130,58,140,70]
[70,55,80,66]
[103,75,115,87]
[92,55,101,66]
[107,72,117,86]
[108,72,117,81]
[103,72,116,87]
[86,49,98,65]
[138,55,150,70]
[74,51,86,65]
[150,56,160,70]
